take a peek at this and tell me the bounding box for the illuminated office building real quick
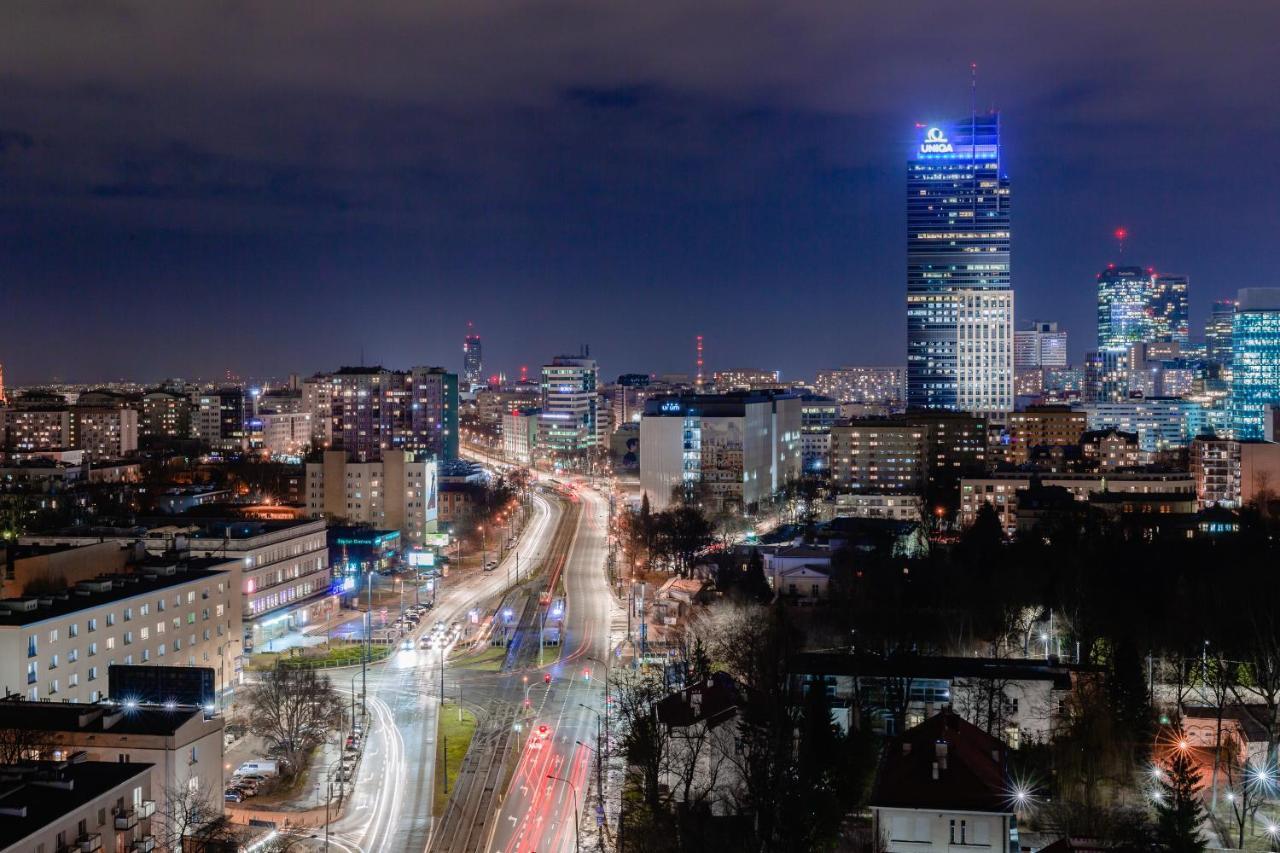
[1206,299,1237,366]
[906,113,1013,418]
[1096,265,1154,351]
[1151,274,1190,346]
[1229,288,1280,439]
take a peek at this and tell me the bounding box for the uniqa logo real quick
[919,126,953,154]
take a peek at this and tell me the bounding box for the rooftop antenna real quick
[695,335,705,390]
[970,62,978,220]
[1114,227,1128,258]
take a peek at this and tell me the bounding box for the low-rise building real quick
[0,759,155,853]
[0,699,223,829]
[960,471,1196,533]
[831,493,922,522]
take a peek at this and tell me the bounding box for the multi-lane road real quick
[316,467,617,853]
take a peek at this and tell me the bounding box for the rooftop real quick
[0,698,212,737]
[869,709,1011,814]
[0,558,233,627]
[0,759,153,849]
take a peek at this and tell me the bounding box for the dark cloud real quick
[1,1,1278,384]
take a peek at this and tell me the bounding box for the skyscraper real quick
[1096,265,1154,351]
[1229,288,1280,439]
[462,324,483,390]
[1206,299,1237,366]
[1151,273,1190,346]
[906,113,1013,418]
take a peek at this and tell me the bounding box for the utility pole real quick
[362,568,371,720]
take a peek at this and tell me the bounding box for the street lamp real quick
[547,774,580,853]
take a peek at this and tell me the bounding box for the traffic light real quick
[583,668,590,682]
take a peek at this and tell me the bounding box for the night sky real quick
[2,2,1278,386]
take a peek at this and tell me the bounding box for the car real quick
[419,636,433,649]
[401,637,413,650]
[224,788,245,802]
[235,780,260,795]
[530,724,550,749]
[484,561,498,571]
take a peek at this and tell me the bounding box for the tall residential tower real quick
[906,113,1013,418]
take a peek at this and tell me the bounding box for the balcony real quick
[131,837,156,853]
[114,809,138,830]
[139,800,155,819]
[76,833,103,853]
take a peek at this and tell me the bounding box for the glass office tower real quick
[1229,288,1280,439]
[906,113,1012,417]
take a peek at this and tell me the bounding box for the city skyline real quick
[3,3,1279,385]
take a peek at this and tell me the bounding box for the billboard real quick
[408,550,436,568]
[109,664,216,708]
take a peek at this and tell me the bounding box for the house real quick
[653,577,709,626]
[776,565,829,603]
[653,672,744,817]
[870,709,1017,853]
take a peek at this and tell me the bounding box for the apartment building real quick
[999,406,1086,465]
[306,449,438,548]
[829,420,927,494]
[0,700,223,831]
[0,558,241,705]
[0,759,155,853]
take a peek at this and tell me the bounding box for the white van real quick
[235,760,280,777]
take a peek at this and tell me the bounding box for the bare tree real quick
[244,666,344,775]
[152,784,223,853]
[614,667,671,812]
[0,715,52,763]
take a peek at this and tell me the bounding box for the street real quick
[319,486,565,852]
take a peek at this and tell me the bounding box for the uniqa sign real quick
[919,126,953,154]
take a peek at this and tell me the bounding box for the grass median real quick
[434,702,478,815]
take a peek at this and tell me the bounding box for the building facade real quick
[830,420,927,494]
[812,367,904,405]
[0,558,242,705]
[306,449,438,547]
[639,392,802,512]
[1013,321,1068,369]
[1230,288,1280,440]
[906,114,1013,417]
[538,357,599,462]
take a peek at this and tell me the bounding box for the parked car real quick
[224,788,245,803]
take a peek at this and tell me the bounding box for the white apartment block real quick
[258,411,312,458]
[0,558,242,705]
[502,410,539,466]
[306,450,438,547]
[0,760,155,853]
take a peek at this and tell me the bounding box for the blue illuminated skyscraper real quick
[1229,288,1280,439]
[906,113,1013,417]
